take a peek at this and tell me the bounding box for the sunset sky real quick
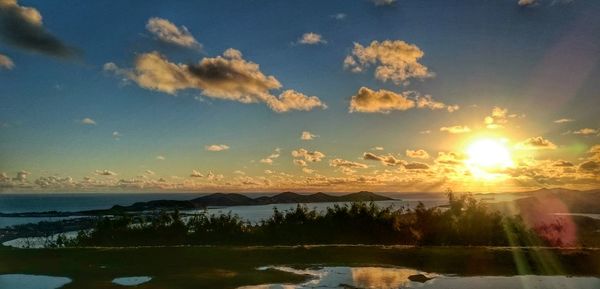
[1,0,599,193]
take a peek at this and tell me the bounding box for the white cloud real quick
[293,159,308,167]
[0,53,14,70]
[301,131,318,140]
[571,128,599,136]
[156,155,166,160]
[112,131,121,140]
[331,13,346,20]
[80,118,96,125]
[297,32,326,45]
[104,50,326,113]
[344,40,433,85]
[146,17,201,50]
[440,125,471,134]
[205,144,230,152]
[554,118,574,124]
[260,148,281,164]
[372,146,384,151]
[190,170,203,178]
[292,148,325,162]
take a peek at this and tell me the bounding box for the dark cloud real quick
[0,0,77,57]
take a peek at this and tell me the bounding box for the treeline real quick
[57,193,546,247]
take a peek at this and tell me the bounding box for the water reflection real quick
[0,274,71,289]
[112,276,152,286]
[238,266,600,289]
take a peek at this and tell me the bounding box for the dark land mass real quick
[492,188,600,214]
[0,191,393,218]
[0,245,599,289]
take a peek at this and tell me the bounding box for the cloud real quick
[292,148,325,162]
[144,170,155,175]
[372,146,384,151]
[146,17,201,50]
[349,87,455,114]
[297,32,326,45]
[330,158,368,174]
[372,0,396,6]
[483,106,521,129]
[518,0,538,6]
[573,128,599,136]
[190,169,203,178]
[293,159,308,167]
[205,144,230,152]
[112,131,121,140]
[266,90,327,112]
[362,152,404,166]
[579,160,600,173]
[260,148,281,164]
[435,152,466,165]
[95,169,117,176]
[104,49,326,113]
[344,40,433,85]
[553,118,574,124]
[0,0,76,57]
[80,117,96,125]
[156,155,166,160]
[300,131,318,140]
[404,162,430,170]
[440,125,470,134]
[329,158,368,169]
[331,13,346,20]
[553,160,574,167]
[516,136,557,150]
[0,53,14,69]
[406,149,430,159]
[349,87,414,113]
[420,130,431,134]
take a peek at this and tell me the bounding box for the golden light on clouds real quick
[465,138,514,180]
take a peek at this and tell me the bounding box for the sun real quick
[465,138,514,180]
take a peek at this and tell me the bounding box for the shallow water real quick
[2,231,79,248]
[238,266,600,289]
[0,274,71,289]
[112,276,152,286]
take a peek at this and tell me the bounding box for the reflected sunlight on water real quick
[237,266,600,289]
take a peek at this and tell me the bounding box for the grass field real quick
[1,245,599,289]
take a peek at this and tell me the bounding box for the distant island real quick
[0,191,393,218]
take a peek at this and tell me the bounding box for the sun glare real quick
[466,138,514,180]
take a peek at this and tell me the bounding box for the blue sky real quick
[1,0,599,192]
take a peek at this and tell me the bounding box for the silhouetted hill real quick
[190,193,255,207]
[493,188,600,214]
[0,191,394,217]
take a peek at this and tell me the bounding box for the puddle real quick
[239,266,600,289]
[112,276,152,286]
[242,266,434,289]
[0,274,71,289]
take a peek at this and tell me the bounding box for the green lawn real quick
[1,245,599,289]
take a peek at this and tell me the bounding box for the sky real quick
[1,0,599,193]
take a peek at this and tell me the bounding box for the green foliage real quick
[62,193,540,247]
